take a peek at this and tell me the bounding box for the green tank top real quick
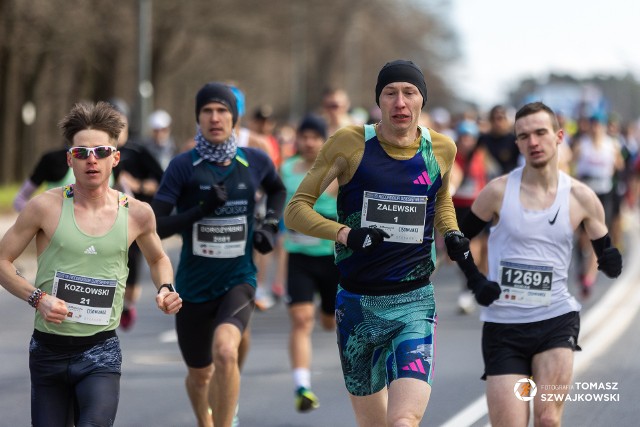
[34,185,129,336]
[281,155,337,256]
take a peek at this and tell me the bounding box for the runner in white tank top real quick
[483,166,580,323]
[451,102,622,427]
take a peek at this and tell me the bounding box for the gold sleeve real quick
[284,125,460,240]
[430,130,460,235]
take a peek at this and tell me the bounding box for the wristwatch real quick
[444,230,465,239]
[157,283,175,294]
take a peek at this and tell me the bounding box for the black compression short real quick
[175,283,255,368]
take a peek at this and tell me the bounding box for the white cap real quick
[148,109,172,130]
[430,107,451,125]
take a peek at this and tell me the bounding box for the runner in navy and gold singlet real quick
[285,60,462,427]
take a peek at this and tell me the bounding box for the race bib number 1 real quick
[361,191,427,244]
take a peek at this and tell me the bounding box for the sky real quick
[448,0,640,110]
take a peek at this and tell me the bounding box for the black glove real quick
[446,229,501,306]
[253,217,279,254]
[198,184,227,216]
[444,230,470,262]
[467,273,502,306]
[346,227,390,253]
[591,234,622,278]
[597,247,622,278]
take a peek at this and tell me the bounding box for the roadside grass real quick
[0,184,19,214]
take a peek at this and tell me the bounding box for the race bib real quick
[361,191,427,244]
[52,271,117,325]
[287,230,322,246]
[193,216,247,258]
[498,261,553,306]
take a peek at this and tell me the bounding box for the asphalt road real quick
[1,212,639,426]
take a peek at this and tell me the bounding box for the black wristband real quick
[591,234,611,259]
[157,283,175,294]
[460,210,490,240]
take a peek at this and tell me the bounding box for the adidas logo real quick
[413,171,432,185]
[362,235,372,249]
[84,246,98,255]
[401,359,426,374]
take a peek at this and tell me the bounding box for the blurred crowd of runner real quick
[204,90,640,315]
[16,81,640,346]
[12,83,640,424]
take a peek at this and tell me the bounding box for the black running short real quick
[481,311,581,379]
[286,253,339,315]
[175,283,255,368]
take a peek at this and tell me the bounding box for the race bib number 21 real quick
[52,271,117,325]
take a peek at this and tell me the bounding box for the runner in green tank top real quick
[0,102,181,427]
[282,114,339,413]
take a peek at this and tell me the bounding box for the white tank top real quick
[237,127,250,147]
[482,167,581,323]
[574,135,616,195]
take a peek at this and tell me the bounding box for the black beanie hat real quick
[375,60,427,108]
[195,82,238,126]
[298,113,328,140]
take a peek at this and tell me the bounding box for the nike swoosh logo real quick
[548,207,560,225]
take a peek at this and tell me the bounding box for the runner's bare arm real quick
[570,178,622,278]
[570,179,608,239]
[470,175,507,223]
[0,193,69,322]
[131,200,181,314]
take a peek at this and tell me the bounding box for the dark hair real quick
[515,102,560,132]
[488,105,507,121]
[59,101,125,146]
[195,82,238,126]
[298,113,328,140]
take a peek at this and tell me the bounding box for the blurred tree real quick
[508,73,640,122]
[0,0,138,182]
[0,0,460,183]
